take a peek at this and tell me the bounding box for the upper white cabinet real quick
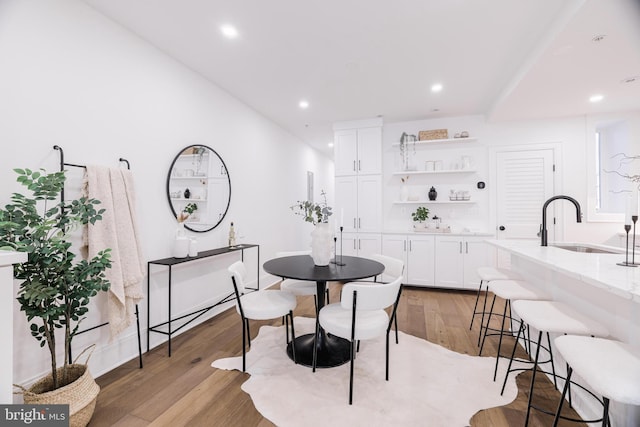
[334,127,382,176]
[335,175,382,233]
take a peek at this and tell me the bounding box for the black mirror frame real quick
[166,144,231,233]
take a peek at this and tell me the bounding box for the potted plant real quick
[0,168,111,426]
[181,202,198,221]
[291,190,333,265]
[290,190,333,225]
[411,206,429,230]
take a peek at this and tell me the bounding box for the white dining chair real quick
[228,261,297,371]
[276,250,329,309]
[312,275,403,404]
[354,254,404,343]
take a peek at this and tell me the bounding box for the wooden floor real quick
[90,285,586,427]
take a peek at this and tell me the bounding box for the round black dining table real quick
[263,255,384,368]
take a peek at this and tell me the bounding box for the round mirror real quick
[166,145,231,232]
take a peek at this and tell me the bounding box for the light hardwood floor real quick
[90,285,586,427]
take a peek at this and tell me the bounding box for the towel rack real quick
[53,145,143,369]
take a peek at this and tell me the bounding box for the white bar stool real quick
[553,336,640,426]
[478,280,549,380]
[500,300,609,427]
[469,267,522,333]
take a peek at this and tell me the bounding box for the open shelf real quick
[392,169,476,175]
[392,137,477,147]
[393,200,475,205]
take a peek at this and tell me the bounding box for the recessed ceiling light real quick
[431,83,443,93]
[299,100,309,109]
[589,94,604,103]
[328,142,334,148]
[220,24,239,39]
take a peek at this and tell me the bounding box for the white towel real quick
[82,166,145,339]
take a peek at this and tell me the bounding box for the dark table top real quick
[263,255,384,282]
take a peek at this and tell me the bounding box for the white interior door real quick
[495,148,556,265]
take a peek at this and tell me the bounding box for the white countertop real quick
[487,239,640,302]
[383,230,494,237]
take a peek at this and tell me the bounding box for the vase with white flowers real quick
[291,190,333,265]
[400,176,410,201]
[173,203,198,257]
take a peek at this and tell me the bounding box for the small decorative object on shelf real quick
[399,133,417,171]
[400,176,409,202]
[428,186,437,201]
[411,206,429,230]
[183,188,191,199]
[173,205,192,258]
[228,222,237,248]
[188,238,198,257]
[173,223,189,258]
[419,129,448,141]
[449,190,471,201]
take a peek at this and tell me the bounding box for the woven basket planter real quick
[18,364,99,427]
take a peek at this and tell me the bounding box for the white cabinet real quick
[383,234,491,289]
[463,237,491,288]
[382,234,435,286]
[434,236,465,288]
[341,232,381,259]
[335,175,381,233]
[434,235,490,289]
[407,235,436,286]
[334,127,382,176]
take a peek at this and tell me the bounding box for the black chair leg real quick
[552,366,572,426]
[394,314,399,344]
[524,331,543,427]
[479,295,497,355]
[469,280,485,330]
[241,318,247,372]
[385,330,390,381]
[289,311,297,364]
[477,282,490,345]
[602,397,610,427]
[493,299,509,381]
[349,340,355,405]
[246,321,252,348]
[546,331,558,388]
[500,320,524,395]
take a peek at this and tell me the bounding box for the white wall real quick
[0,0,333,393]
[383,113,638,244]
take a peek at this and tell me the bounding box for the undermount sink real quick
[550,244,622,254]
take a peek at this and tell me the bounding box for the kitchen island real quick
[487,239,640,426]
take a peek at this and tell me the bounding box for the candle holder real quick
[617,224,637,267]
[632,215,639,266]
[331,226,345,266]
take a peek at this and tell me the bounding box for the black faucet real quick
[540,195,582,246]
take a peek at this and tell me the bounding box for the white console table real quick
[0,251,27,404]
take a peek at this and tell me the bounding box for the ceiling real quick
[83,0,640,156]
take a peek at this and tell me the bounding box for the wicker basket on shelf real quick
[418,129,448,141]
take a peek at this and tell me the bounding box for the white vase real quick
[173,223,189,258]
[400,185,409,202]
[310,222,333,266]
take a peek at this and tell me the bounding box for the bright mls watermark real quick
[0,405,69,426]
